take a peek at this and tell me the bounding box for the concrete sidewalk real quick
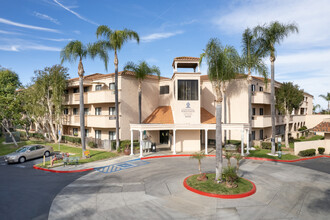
[48,157,330,220]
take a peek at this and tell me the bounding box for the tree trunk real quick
[247,73,253,149]
[215,102,223,181]
[79,76,86,157]
[224,93,227,144]
[198,160,201,174]
[114,51,120,150]
[1,121,18,147]
[270,59,276,154]
[138,81,142,124]
[285,111,289,148]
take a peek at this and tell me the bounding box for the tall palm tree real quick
[123,61,160,123]
[254,21,298,154]
[200,38,240,182]
[319,93,330,113]
[240,28,268,150]
[95,25,139,150]
[61,40,107,157]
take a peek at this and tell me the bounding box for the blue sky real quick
[0,0,329,110]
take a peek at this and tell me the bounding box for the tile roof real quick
[143,106,174,124]
[311,121,330,133]
[201,108,216,124]
[173,56,200,61]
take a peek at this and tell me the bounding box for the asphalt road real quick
[288,157,330,174]
[0,156,88,220]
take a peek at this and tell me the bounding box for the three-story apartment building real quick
[63,57,313,153]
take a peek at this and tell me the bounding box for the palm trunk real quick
[270,58,276,154]
[198,160,201,174]
[285,110,289,148]
[138,81,142,124]
[247,72,252,149]
[224,93,227,144]
[78,58,86,157]
[215,102,223,181]
[114,51,120,150]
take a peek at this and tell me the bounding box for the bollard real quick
[43,155,45,166]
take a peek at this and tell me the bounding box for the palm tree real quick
[61,40,107,157]
[95,25,139,150]
[200,38,240,182]
[319,93,330,113]
[313,104,321,114]
[240,28,268,150]
[254,21,298,154]
[123,61,160,123]
[190,152,206,174]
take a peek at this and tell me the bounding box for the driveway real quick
[48,157,330,220]
[0,156,88,220]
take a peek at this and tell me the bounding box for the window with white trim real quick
[95,107,102,115]
[95,130,101,139]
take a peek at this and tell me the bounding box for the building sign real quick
[181,102,195,118]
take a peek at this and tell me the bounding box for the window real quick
[95,85,102,91]
[160,85,169,94]
[260,108,264,115]
[259,86,263,92]
[73,128,78,136]
[178,80,198,100]
[85,129,89,137]
[109,131,116,140]
[95,130,101,139]
[73,88,79,93]
[109,107,116,115]
[252,108,256,116]
[64,108,69,115]
[64,89,69,94]
[30,146,36,151]
[95,107,102,115]
[252,131,256,140]
[73,108,78,115]
[84,108,89,115]
[84,87,89,92]
[259,130,264,140]
[109,83,115,90]
[36,145,44,150]
[251,84,256,92]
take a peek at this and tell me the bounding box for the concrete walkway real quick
[48,157,330,220]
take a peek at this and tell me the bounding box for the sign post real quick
[58,130,61,152]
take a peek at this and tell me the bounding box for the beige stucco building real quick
[62,57,314,154]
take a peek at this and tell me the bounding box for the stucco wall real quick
[172,130,200,152]
[305,115,330,129]
[294,139,330,155]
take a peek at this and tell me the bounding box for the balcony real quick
[62,115,117,128]
[86,90,118,104]
[64,94,87,105]
[252,115,287,128]
[251,92,271,105]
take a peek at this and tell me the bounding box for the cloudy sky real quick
[0,0,329,109]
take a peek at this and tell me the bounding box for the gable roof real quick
[143,106,174,124]
[201,108,216,124]
[311,120,330,133]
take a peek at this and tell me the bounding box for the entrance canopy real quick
[130,123,250,157]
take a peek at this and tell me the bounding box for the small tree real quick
[234,153,243,173]
[224,152,233,167]
[319,93,330,113]
[190,152,206,174]
[276,82,304,148]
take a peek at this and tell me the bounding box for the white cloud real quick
[141,31,183,42]
[53,0,98,26]
[0,38,61,52]
[0,17,60,33]
[33,11,60,25]
[41,37,73,42]
[0,30,21,35]
[73,30,80,35]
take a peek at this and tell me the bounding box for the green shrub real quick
[88,141,97,148]
[117,140,139,153]
[19,131,27,138]
[62,135,81,145]
[222,166,238,183]
[227,140,241,146]
[299,136,305,140]
[318,147,325,155]
[261,142,278,151]
[298,126,307,131]
[298,149,316,157]
[29,132,44,140]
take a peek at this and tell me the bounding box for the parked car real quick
[4,145,54,163]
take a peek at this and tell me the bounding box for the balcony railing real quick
[251,91,271,105]
[62,114,117,128]
[64,90,119,105]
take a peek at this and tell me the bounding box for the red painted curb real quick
[141,154,215,160]
[33,165,93,173]
[183,175,256,199]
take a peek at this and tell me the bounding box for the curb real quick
[183,175,256,199]
[33,165,93,173]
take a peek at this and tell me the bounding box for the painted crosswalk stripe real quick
[95,159,149,174]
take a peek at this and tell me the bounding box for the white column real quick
[246,129,250,154]
[241,129,244,156]
[173,129,176,155]
[197,64,200,72]
[205,129,208,155]
[139,130,143,158]
[130,130,134,156]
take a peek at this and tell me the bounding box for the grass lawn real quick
[248,149,299,160]
[289,135,324,148]
[186,173,253,195]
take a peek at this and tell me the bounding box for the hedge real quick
[261,142,279,151]
[298,149,316,157]
[88,141,97,148]
[62,135,81,145]
[318,147,325,155]
[111,140,139,153]
[298,126,307,131]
